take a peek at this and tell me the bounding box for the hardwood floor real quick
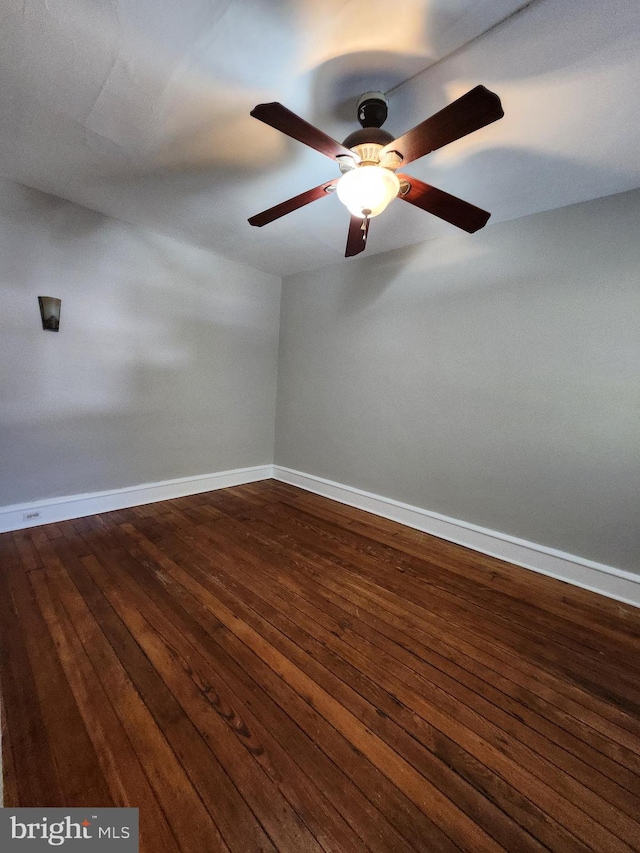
[1,480,639,852]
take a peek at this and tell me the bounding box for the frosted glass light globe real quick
[336,165,400,218]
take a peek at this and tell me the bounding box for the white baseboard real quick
[0,465,273,534]
[272,465,640,609]
[2,462,637,609]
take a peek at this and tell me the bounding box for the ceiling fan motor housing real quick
[357,91,388,128]
[339,92,400,172]
[339,127,399,173]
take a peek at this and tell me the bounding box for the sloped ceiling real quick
[1,0,639,276]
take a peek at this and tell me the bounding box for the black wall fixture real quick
[38,296,61,332]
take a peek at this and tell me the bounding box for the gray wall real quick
[3,177,638,574]
[275,189,640,574]
[0,179,281,506]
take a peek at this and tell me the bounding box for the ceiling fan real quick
[248,86,504,257]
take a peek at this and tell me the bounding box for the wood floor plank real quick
[79,552,326,853]
[164,522,569,853]
[278,487,640,646]
[247,501,640,734]
[201,516,640,812]
[58,547,282,853]
[0,668,19,807]
[0,539,65,806]
[89,531,442,853]
[1,480,639,853]
[11,529,42,570]
[37,544,233,853]
[161,520,638,853]
[119,523,505,853]
[238,507,640,780]
[29,568,181,853]
[86,548,371,853]
[257,502,640,700]
[4,562,114,807]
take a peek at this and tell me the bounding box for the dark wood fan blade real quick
[381,85,503,166]
[248,179,338,227]
[345,215,369,257]
[251,102,358,163]
[398,173,490,233]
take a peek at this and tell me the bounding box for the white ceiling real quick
[1,0,639,276]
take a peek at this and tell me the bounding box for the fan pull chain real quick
[361,212,370,241]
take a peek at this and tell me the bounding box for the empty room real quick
[1,1,639,851]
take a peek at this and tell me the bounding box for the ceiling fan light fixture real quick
[336,165,400,219]
[248,86,503,253]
